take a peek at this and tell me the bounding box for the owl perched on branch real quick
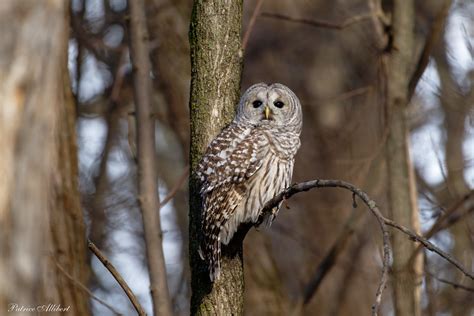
[196,83,303,281]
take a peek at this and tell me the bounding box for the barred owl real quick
[196,83,303,281]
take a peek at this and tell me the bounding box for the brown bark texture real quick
[0,1,90,315]
[129,0,173,315]
[188,0,244,315]
[385,1,423,315]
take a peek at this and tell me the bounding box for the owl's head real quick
[236,83,302,133]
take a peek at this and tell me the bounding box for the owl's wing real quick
[196,124,267,194]
[196,124,268,280]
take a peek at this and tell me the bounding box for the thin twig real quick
[161,166,189,208]
[305,85,373,107]
[328,86,373,103]
[384,218,474,281]
[54,260,123,316]
[260,179,474,315]
[260,12,374,30]
[408,0,452,99]
[368,0,388,50]
[242,0,265,50]
[426,271,474,292]
[111,47,130,103]
[430,200,474,234]
[408,191,474,264]
[87,240,147,316]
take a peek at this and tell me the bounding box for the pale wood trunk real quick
[0,1,90,315]
[385,1,423,315]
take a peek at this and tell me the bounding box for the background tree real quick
[0,1,90,314]
[384,1,422,314]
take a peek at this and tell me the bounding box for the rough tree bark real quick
[128,0,173,315]
[188,0,244,315]
[0,1,90,314]
[384,1,423,315]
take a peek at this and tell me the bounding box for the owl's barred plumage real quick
[196,83,303,281]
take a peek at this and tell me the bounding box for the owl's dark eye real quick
[252,100,263,108]
[274,101,285,108]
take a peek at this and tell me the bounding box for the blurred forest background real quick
[0,0,473,315]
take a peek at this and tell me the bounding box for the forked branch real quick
[260,179,474,316]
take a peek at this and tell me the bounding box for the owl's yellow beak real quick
[264,106,271,120]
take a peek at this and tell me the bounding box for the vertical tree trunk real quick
[188,0,244,314]
[385,1,422,315]
[129,0,173,315]
[434,30,473,316]
[0,1,90,314]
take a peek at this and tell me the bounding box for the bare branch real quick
[368,0,389,50]
[411,192,474,260]
[87,240,147,316]
[110,47,130,103]
[302,210,359,305]
[408,0,452,99]
[54,260,123,316]
[384,218,474,281]
[304,85,373,108]
[260,179,474,315]
[161,166,189,208]
[426,271,474,292]
[260,12,374,30]
[242,0,265,50]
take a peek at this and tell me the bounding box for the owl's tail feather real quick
[199,234,221,281]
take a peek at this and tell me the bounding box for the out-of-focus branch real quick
[426,272,474,292]
[304,85,373,108]
[408,0,452,99]
[242,0,265,50]
[368,0,389,50]
[408,189,474,268]
[88,47,129,251]
[302,210,360,305]
[128,0,172,315]
[54,260,123,316]
[88,240,146,316]
[161,166,189,208]
[423,192,474,239]
[260,179,474,315]
[260,12,375,30]
[71,14,123,63]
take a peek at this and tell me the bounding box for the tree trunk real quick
[385,1,422,315]
[188,0,244,314]
[129,0,173,314]
[0,1,90,314]
[434,26,473,316]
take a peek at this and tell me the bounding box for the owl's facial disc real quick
[238,83,301,129]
